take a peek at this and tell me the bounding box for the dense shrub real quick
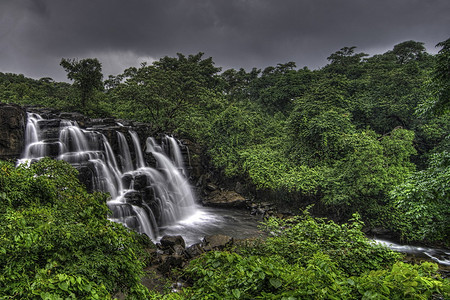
[0,158,151,299]
[176,213,448,299]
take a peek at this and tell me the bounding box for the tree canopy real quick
[60,58,103,110]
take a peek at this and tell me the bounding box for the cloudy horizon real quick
[1,0,449,82]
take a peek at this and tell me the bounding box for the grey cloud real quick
[0,0,449,81]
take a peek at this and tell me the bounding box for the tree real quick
[323,128,416,222]
[287,74,353,165]
[418,38,450,116]
[60,58,103,110]
[108,53,222,132]
[391,40,426,64]
[390,151,450,244]
[433,38,450,114]
[325,46,368,78]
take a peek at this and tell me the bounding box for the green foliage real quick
[417,38,450,117]
[322,128,416,222]
[391,40,426,64]
[249,211,401,276]
[206,102,278,177]
[287,74,354,165]
[105,52,222,132]
[60,58,104,110]
[355,261,449,299]
[325,46,368,78]
[390,151,450,244]
[175,213,447,299]
[0,72,75,109]
[0,158,151,299]
[241,143,324,193]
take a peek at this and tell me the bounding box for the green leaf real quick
[269,278,282,289]
[58,281,69,291]
[232,288,241,298]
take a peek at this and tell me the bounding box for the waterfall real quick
[117,132,133,172]
[130,131,146,169]
[19,112,198,240]
[166,135,186,170]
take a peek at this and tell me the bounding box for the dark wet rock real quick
[160,235,186,251]
[142,186,155,202]
[173,244,186,256]
[144,152,157,168]
[121,173,133,189]
[157,255,184,274]
[108,203,135,219]
[235,181,245,194]
[185,243,205,259]
[124,215,140,230]
[133,173,148,190]
[0,104,26,160]
[37,119,61,129]
[59,112,88,125]
[74,164,95,192]
[370,227,392,235]
[123,191,143,206]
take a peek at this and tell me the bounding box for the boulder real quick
[160,235,186,251]
[157,255,185,274]
[206,183,218,191]
[202,234,233,251]
[203,190,247,208]
[185,243,205,259]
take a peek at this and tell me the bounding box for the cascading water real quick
[19,112,198,240]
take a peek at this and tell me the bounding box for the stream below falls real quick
[158,206,450,268]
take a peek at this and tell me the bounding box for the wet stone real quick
[160,235,186,250]
[133,173,148,190]
[202,234,233,251]
[125,216,140,230]
[185,243,205,259]
[157,255,184,274]
[123,191,143,206]
[121,173,133,189]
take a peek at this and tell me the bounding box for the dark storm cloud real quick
[1,0,449,81]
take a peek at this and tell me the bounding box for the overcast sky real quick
[1,0,449,82]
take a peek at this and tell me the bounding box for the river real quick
[158,205,450,268]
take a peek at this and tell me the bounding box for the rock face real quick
[0,104,26,160]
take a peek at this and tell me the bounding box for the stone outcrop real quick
[0,103,26,160]
[203,189,248,208]
[202,234,234,251]
[152,234,235,276]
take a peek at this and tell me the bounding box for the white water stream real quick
[19,113,198,240]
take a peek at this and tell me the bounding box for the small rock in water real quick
[202,234,233,251]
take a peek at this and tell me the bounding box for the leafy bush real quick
[176,213,448,299]
[247,210,401,276]
[0,158,151,299]
[355,261,449,299]
[183,251,354,299]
